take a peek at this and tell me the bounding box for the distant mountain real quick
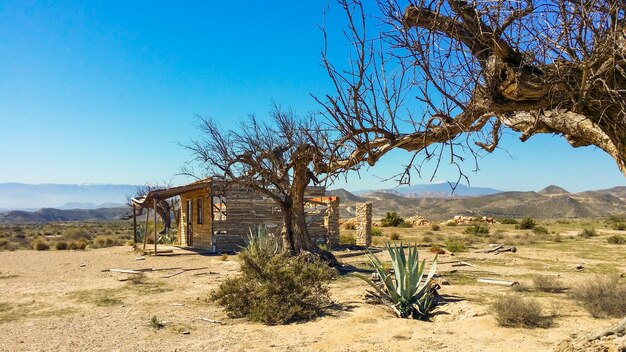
[335,186,626,219]
[353,182,501,198]
[539,185,569,195]
[0,183,137,210]
[0,206,129,223]
[58,202,125,210]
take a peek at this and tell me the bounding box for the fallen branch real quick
[104,269,142,274]
[162,270,185,278]
[478,277,519,286]
[198,317,224,324]
[451,261,476,268]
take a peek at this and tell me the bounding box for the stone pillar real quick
[355,202,372,247]
[325,198,340,249]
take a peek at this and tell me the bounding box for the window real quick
[197,198,203,224]
[213,195,227,221]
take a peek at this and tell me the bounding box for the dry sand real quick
[0,243,623,352]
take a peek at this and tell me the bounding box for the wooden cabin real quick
[131,178,340,253]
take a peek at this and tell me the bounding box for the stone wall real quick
[325,198,340,249]
[355,202,372,247]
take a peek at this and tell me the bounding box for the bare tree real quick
[183,105,345,264]
[317,0,626,184]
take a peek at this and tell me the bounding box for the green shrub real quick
[54,241,68,250]
[445,238,466,253]
[570,275,626,318]
[381,212,405,227]
[499,218,519,225]
[430,224,440,231]
[371,228,383,237]
[578,228,596,238]
[491,295,552,328]
[355,242,438,319]
[32,239,50,251]
[339,234,356,245]
[607,234,625,244]
[210,232,334,325]
[516,217,536,230]
[389,233,400,241]
[532,226,549,235]
[533,275,567,293]
[463,223,490,236]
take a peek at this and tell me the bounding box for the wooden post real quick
[132,204,137,247]
[153,198,158,256]
[143,207,149,252]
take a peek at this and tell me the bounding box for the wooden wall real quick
[179,189,212,248]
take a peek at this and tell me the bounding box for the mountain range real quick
[328,185,626,220]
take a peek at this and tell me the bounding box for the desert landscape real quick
[1,217,624,352]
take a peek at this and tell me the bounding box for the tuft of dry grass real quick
[389,233,400,241]
[533,275,568,293]
[570,274,626,318]
[491,295,552,328]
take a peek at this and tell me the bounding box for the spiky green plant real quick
[356,242,438,319]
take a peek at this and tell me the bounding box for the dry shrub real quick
[533,276,567,293]
[210,236,334,325]
[63,228,92,241]
[491,295,552,328]
[429,244,445,254]
[578,228,597,238]
[607,234,625,244]
[92,236,117,248]
[54,241,68,250]
[76,240,87,250]
[339,234,356,245]
[343,222,356,230]
[570,275,626,318]
[389,233,400,241]
[430,223,440,231]
[32,239,50,251]
[68,242,78,250]
[371,227,383,237]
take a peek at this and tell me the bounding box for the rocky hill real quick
[332,186,626,219]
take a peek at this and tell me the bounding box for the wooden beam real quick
[143,207,149,252]
[153,198,158,256]
[132,204,137,247]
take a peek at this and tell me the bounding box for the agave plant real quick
[356,242,438,319]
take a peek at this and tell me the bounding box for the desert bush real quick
[610,222,626,230]
[516,217,536,230]
[381,212,405,227]
[63,228,92,241]
[339,233,356,245]
[54,241,68,250]
[532,226,549,235]
[463,223,490,236]
[429,244,444,254]
[533,276,567,293]
[552,233,563,242]
[491,295,552,328]
[356,242,438,319]
[422,235,432,243]
[578,228,597,238]
[92,236,117,248]
[371,228,383,237]
[607,234,625,244]
[389,233,400,241]
[499,218,519,225]
[606,215,626,230]
[68,241,78,250]
[0,238,8,249]
[570,275,626,318]
[32,239,50,251]
[210,231,334,324]
[343,222,356,230]
[430,224,440,231]
[76,240,87,250]
[445,238,466,253]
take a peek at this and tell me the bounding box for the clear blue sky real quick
[0,1,624,193]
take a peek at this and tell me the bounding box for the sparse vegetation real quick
[149,315,166,330]
[371,228,383,237]
[570,275,626,318]
[491,295,552,328]
[516,217,536,230]
[463,223,490,236]
[532,226,549,235]
[54,241,68,250]
[578,228,597,238]
[607,234,625,244]
[389,233,400,241]
[211,229,334,325]
[533,276,567,293]
[444,238,466,253]
[339,233,356,246]
[380,212,406,227]
[499,218,518,225]
[92,236,117,248]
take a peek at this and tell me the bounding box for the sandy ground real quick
[0,241,624,352]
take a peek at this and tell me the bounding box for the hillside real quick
[0,206,130,223]
[333,187,626,219]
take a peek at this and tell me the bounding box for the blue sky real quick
[0,0,624,193]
